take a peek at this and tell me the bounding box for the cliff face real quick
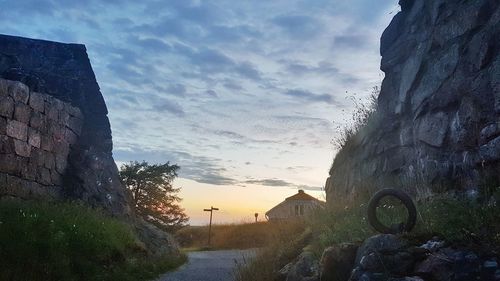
[0,34,129,215]
[326,0,500,205]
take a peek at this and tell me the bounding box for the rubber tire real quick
[367,188,417,234]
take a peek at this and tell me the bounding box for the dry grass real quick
[175,221,306,250]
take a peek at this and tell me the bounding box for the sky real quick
[0,0,399,225]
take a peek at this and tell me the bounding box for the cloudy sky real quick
[1,0,399,224]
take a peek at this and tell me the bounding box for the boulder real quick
[320,243,358,281]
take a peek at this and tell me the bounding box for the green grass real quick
[0,199,185,281]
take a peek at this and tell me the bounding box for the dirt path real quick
[157,249,257,281]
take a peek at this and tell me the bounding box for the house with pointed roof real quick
[265,190,324,221]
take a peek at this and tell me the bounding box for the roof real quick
[285,190,318,201]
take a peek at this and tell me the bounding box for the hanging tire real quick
[367,188,417,234]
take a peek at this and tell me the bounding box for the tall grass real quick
[176,221,303,250]
[235,220,308,281]
[332,87,379,150]
[0,199,185,281]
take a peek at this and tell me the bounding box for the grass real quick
[175,221,302,250]
[0,199,185,281]
[236,193,500,281]
[234,220,308,281]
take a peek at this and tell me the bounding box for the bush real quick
[0,199,185,281]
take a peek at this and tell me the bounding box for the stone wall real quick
[0,34,130,216]
[326,0,500,205]
[0,78,83,199]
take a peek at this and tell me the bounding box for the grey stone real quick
[28,128,41,148]
[67,115,83,134]
[6,120,28,141]
[40,134,54,152]
[0,96,14,118]
[14,139,31,157]
[42,151,55,170]
[320,243,358,281]
[355,235,407,264]
[9,81,29,103]
[29,92,45,112]
[29,111,45,130]
[0,117,6,135]
[285,252,320,281]
[45,105,58,121]
[14,103,31,123]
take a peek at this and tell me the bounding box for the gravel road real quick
[158,249,257,281]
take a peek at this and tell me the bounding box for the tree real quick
[119,161,188,230]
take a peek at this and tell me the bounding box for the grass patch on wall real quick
[0,199,185,281]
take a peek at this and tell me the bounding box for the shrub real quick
[0,199,184,281]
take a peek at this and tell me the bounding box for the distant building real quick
[265,190,324,221]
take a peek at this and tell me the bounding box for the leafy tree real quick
[119,161,188,230]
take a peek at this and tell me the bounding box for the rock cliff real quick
[326,0,500,205]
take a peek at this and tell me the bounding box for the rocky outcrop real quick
[284,235,499,281]
[0,34,129,215]
[326,0,500,205]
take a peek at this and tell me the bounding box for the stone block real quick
[6,120,28,141]
[14,102,32,123]
[29,91,45,112]
[29,147,45,167]
[67,115,83,134]
[40,134,54,152]
[50,169,62,186]
[0,135,14,154]
[14,139,31,157]
[65,127,78,144]
[5,174,23,196]
[29,111,44,130]
[0,96,14,118]
[60,110,70,127]
[38,167,52,185]
[8,81,29,104]
[55,153,68,174]
[46,105,58,121]
[22,161,38,181]
[0,116,6,135]
[0,153,18,174]
[67,104,83,119]
[28,128,41,148]
[0,79,11,97]
[42,151,55,170]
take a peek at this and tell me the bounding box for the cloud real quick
[333,34,368,49]
[283,89,336,104]
[151,99,185,117]
[245,178,293,187]
[271,14,322,39]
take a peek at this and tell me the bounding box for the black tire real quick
[367,188,417,234]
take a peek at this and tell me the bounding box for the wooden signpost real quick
[203,206,219,246]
